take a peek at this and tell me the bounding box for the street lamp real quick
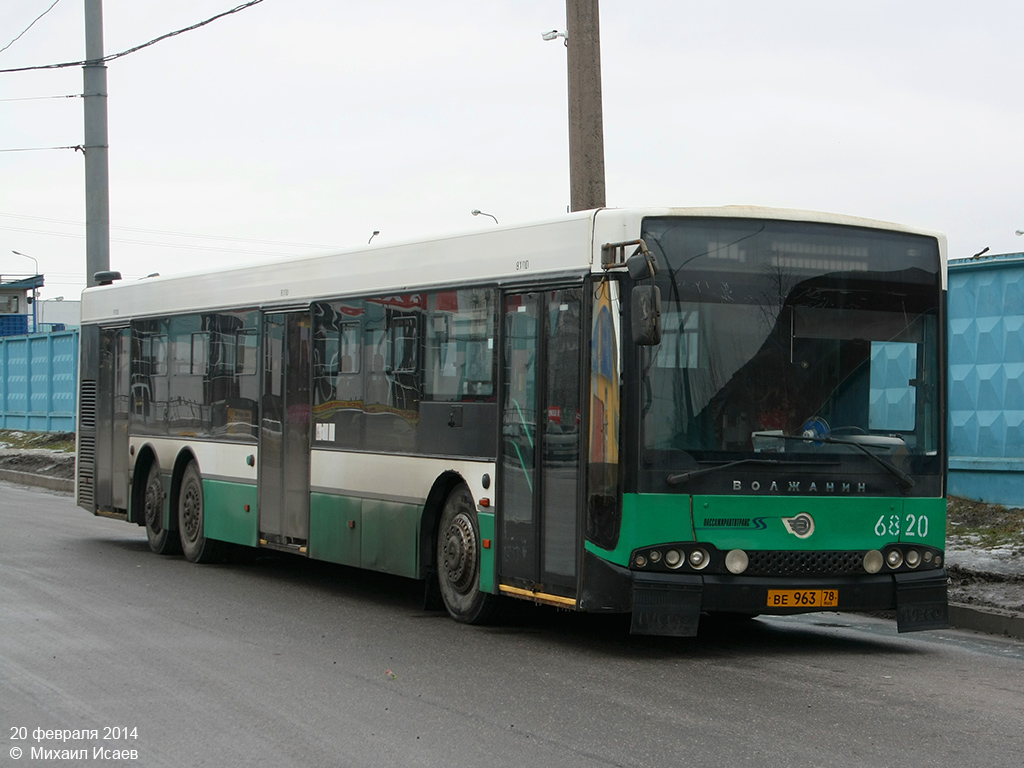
[542,29,569,46]
[471,209,499,224]
[11,250,38,276]
[11,250,39,333]
[1015,230,1023,236]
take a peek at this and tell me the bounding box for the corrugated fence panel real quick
[50,331,79,431]
[948,254,1024,505]
[1,335,29,429]
[0,330,78,432]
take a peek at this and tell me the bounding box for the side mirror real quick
[626,249,659,280]
[631,285,662,346]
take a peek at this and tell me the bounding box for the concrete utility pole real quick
[565,0,606,212]
[83,0,111,286]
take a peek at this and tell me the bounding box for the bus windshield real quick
[638,217,943,479]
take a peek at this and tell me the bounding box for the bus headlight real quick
[688,548,710,570]
[725,549,749,574]
[863,550,883,574]
[886,549,903,569]
[664,549,683,569]
[905,550,921,568]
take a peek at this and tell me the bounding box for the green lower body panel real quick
[309,494,362,566]
[588,493,694,567]
[202,479,258,547]
[309,492,421,579]
[478,510,495,593]
[588,493,947,567]
[691,494,947,551]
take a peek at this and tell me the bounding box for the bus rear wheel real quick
[144,463,180,555]
[436,483,496,624]
[178,461,221,563]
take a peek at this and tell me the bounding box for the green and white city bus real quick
[76,207,949,635]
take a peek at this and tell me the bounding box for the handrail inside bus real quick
[508,397,534,492]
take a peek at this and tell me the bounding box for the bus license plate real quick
[767,589,839,608]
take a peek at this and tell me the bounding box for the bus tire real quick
[143,463,180,555]
[178,461,220,564]
[436,483,496,625]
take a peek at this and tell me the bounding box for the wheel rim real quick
[442,511,477,594]
[181,480,202,542]
[144,476,162,533]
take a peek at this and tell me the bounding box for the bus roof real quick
[80,206,947,323]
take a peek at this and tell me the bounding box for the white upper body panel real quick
[81,206,947,324]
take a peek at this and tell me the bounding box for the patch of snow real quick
[946,542,1024,578]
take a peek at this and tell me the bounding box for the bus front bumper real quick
[627,569,949,637]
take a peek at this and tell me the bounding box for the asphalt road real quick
[2,483,1023,768]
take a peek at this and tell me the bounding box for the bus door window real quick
[586,279,623,550]
[500,288,582,596]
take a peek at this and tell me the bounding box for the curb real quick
[948,603,1024,641]
[0,467,73,494]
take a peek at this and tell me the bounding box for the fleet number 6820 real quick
[874,513,929,538]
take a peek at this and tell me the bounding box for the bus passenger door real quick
[95,326,131,513]
[258,312,311,551]
[500,288,582,600]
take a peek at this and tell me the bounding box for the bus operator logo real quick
[782,513,815,539]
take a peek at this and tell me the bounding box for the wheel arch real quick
[419,470,470,579]
[128,444,159,526]
[168,448,200,528]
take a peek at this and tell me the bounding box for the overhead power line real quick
[0,211,343,250]
[0,94,81,102]
[0,0,66,56]
[0,145,80,153]
[0,0,266,74]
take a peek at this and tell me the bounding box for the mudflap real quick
[630,573,703,637]
[579,549,634,613]
[423,567,445,612]
[895,570,949,632]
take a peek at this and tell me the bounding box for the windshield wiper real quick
[753,433,916,492]
[666,456,841,486]
[667,458,783,486]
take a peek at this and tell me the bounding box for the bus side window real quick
[424,288,497,403]
[418,288,498,457]
[130,321,168,434]
[312,302,365,447]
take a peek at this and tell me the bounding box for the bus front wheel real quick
[178,461,221,564]
[143,463,180,555]
[436,483,496,624]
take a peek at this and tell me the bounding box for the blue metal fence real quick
[948,252,1024,505]
[0,330,78,432]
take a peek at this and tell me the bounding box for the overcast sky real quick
[2,1,1022,301]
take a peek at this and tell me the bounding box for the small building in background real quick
[0,275,44,336]
[38,297,81,332]
[948,251,1024,506]
[0,275,79,335]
